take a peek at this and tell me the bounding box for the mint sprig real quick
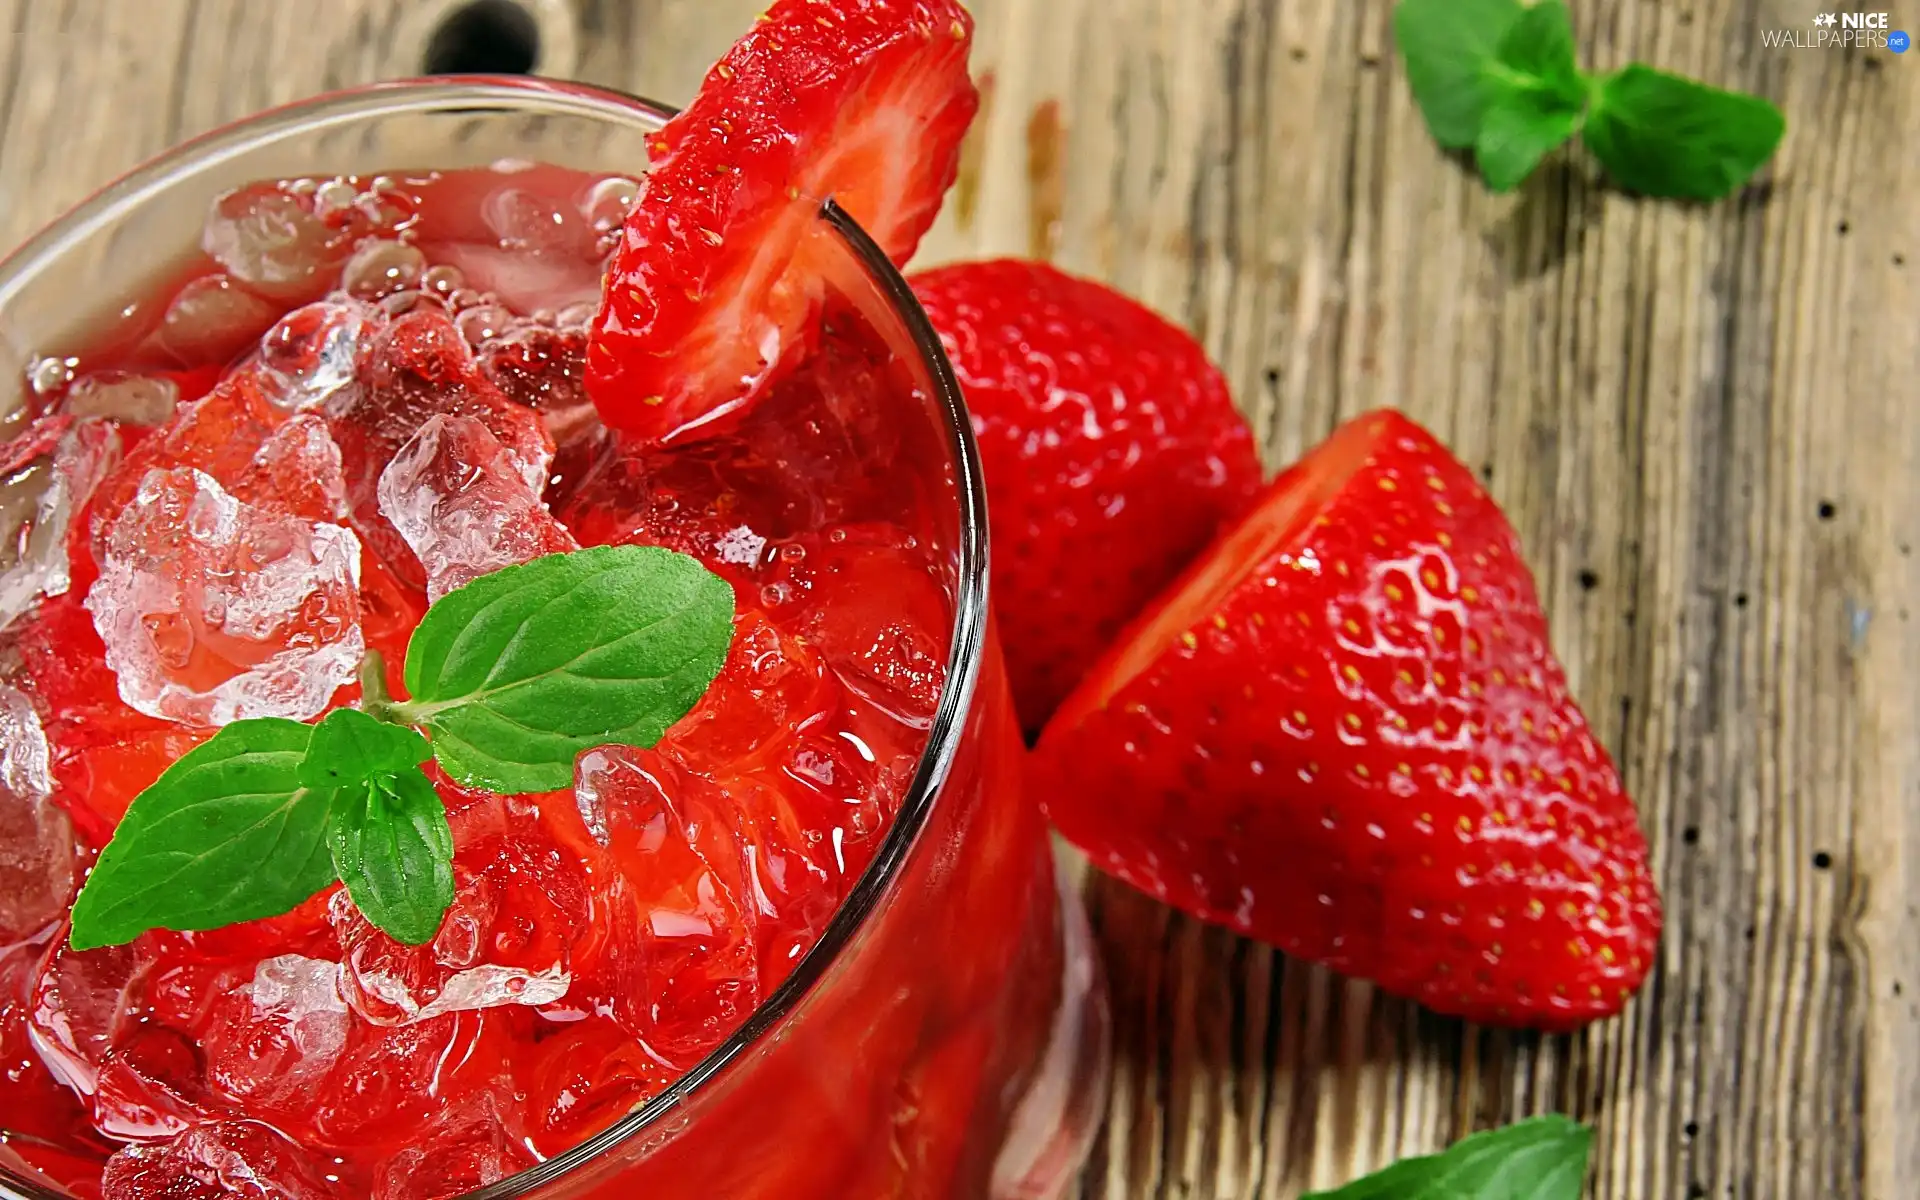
[68,545,736,950]
[1303,1114,1592,1199]
[67,720,335,951]
[1393,0,1526,148]
[328,765,456,946]
[1581,65,1786,201]
[388,544,735,794]
[1393,0,1786,200]
[297,706,428,788]
[1472,2,1585,193]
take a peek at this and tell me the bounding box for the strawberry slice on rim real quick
[586,0,979,445]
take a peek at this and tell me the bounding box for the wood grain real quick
[1,1,1915,1197]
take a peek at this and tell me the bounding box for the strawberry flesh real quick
[587,0,979,445]
[1034,410,1661,1030]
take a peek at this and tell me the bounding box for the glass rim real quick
[0,77,990,1199]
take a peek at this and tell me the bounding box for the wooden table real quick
[2,1,1915,1197]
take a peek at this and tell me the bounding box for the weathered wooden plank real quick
[0,3,1913,1198]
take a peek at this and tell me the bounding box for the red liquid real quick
[0,165,1070,1198]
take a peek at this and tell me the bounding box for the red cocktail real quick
[0,79,1106,1199]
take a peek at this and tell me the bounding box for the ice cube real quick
[201,949,506,1148]
[371,1098,533,1200]
[202,955,350,1110]
[27,936,145,1097]
[158,274,284,365]
[0,415,122,631]
[85,467,364,726]
[0,685,76,944]
[201,183,350,301]
[92,1025,209,1141]
[99,1119,337,1200]
[479,324,600,500]
[432,242,602,317]
[0,684,53,807]
[765,524,949,726]
[377,414,576,601]
[730,775,840,990]
[86,368,285,564]
[330,840,577,1027]
[573,745,760,1068]
[483,186,595,257]
[669,610,839,767]
[574,787,610,847]
[518,1020,673,1152]
[306,1009,502,1148]
[67,372,181,427]
[713,524,767,567]
[234,415,349,523]
[258,298,380,413]
[326,308,553,586]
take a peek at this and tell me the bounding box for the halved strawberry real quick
[586,0,979,445]
[1032,410,1661,1030]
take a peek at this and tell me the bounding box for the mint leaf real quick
[299,706,430,790]
[69,720,336,950]
[1476,101,1581,192]
[1583,64,1785,200]
[1473,2,1585,192]
[1492,1,1584,104]
[397,545,735,793]
[328,766,454,945]
[1391,0,1526,147]
[1303,1115,1592,1199]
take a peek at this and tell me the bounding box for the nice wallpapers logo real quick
[1763,11,1912,50]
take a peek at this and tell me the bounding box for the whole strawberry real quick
[1032,409,1660,1030]
[911,260,1262,734]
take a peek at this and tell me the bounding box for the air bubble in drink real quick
[355,188,416,233]
[420,264,466,297]
[379,290,434,318]
[28,357,74,397]
[342,241,427,299]
[455,305,516,347]
[311,179,358,219]
[582,176,640,234]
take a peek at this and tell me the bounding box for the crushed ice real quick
[377,413,577,602]
[0,416,122,631]
[85,467,363,726]
[257,297,379,412]
[0,684,74,943]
